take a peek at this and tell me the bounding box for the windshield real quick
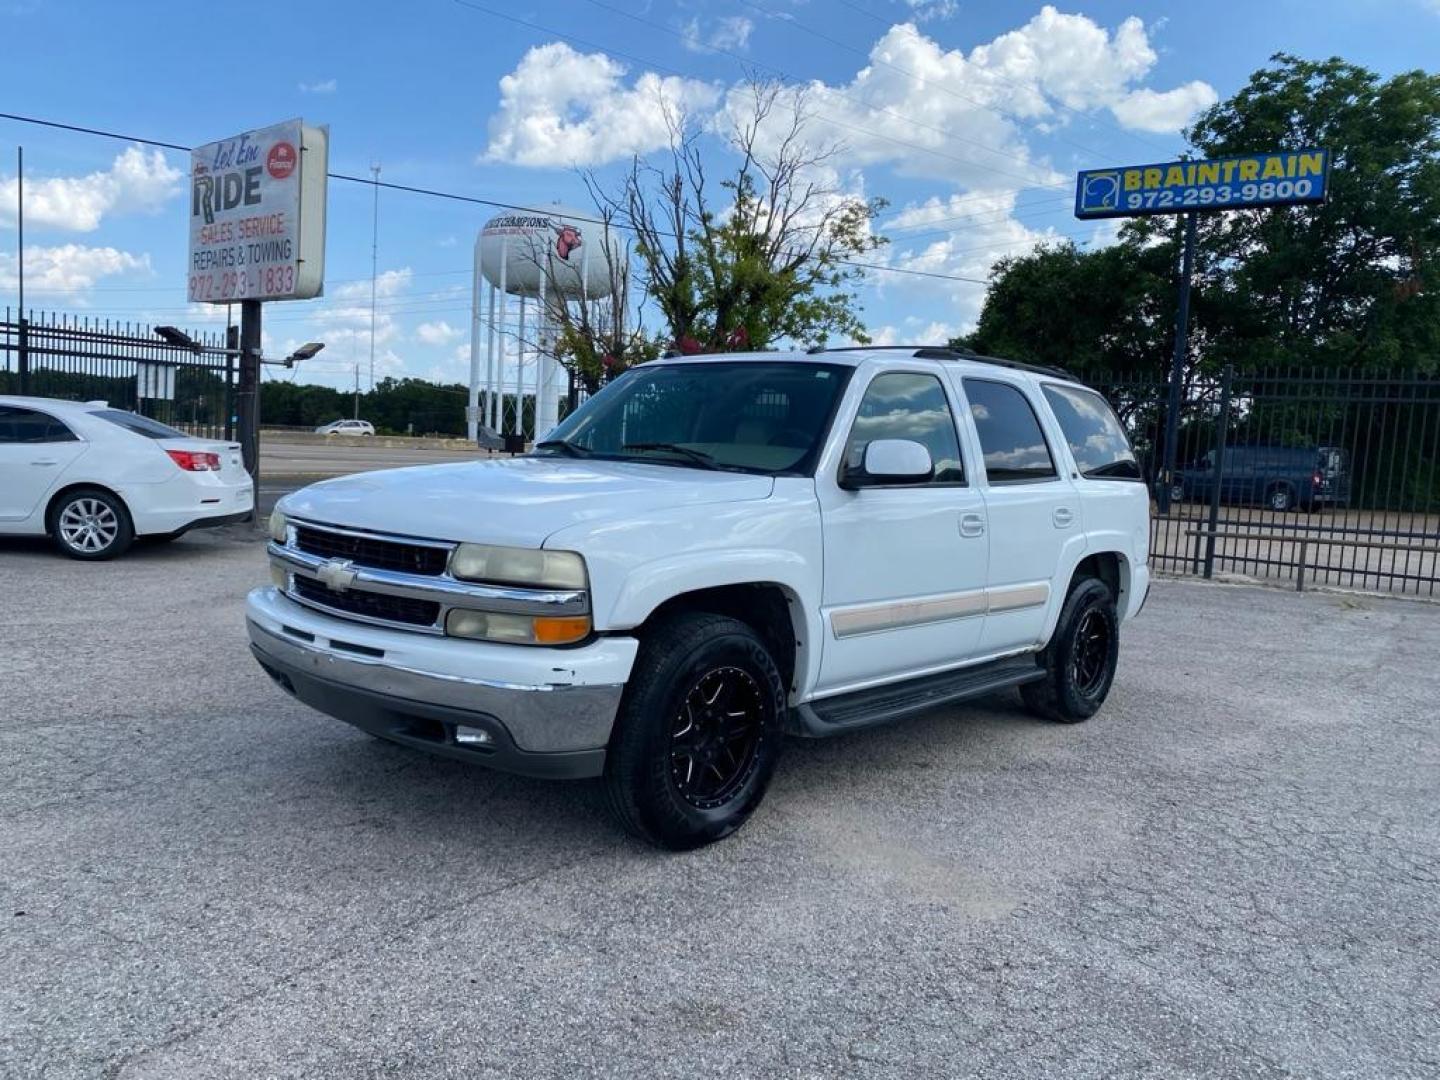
[536,361,852,475]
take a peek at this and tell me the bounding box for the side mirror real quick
[842,438,934,489]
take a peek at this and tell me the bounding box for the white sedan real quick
[0,396,255,560]
[315,419,375,436]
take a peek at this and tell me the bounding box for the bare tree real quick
[586,79,887,354]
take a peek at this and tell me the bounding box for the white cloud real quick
[858,317,955,348]
[0,243,151,295]
[0,146,181,232]
[710,9,1214,187]
[332,267,413,302]
[682,15,754,53]
[880,189,1063,330]
[416,320,462,346]
[299,78,337,94]
[904,0,957,22]
[483,42,721,167]
[1111,82,1219,133]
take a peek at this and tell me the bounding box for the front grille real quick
[294,525,449,576]
[291,575,441,628]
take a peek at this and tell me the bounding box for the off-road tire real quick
[604,612,785,850]
[48,488,134,561]
[1020,576,1120,724]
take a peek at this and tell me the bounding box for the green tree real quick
[591,80,887,353]
[956,239,1173,379]
[1182,54,1440,372]
[961,54,1440,378]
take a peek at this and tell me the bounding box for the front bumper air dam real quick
[246,591,634,779]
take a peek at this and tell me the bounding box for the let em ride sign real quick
[188,119,329,303]
[1075,149,1330,219]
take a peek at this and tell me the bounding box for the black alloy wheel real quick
[604,612,785,850]
[1021,576,1120,723]
[1068,608,1112,699]
[669,666,765,810]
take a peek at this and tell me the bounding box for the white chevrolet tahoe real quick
[248,347,1150,849]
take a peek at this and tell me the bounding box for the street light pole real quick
[369,162,380,391]
[17,145,28,395]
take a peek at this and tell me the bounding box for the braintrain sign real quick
[188,119,329,303]
[1075,149,1330,219]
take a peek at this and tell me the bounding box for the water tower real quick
[468,205,618,443]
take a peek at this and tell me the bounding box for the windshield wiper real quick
[622,442,721,469]
[533,438,593,458]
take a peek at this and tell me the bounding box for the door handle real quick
[959,513,986,538]
[1052,507,1076,528]
[31,459,60,466]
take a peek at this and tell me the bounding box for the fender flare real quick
[1041,544,1134,642]
[604,548,822,701]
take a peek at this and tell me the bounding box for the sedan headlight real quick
[268,508,288,543]
[449,543,587,589]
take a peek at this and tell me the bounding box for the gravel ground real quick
[1,530,1436,1079]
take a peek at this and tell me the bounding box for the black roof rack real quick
[806,344,1075,381]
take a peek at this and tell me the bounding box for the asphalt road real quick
[2,534,1437,1079]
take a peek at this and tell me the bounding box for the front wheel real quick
[604,613,785,850]
[1021,577,1120,723]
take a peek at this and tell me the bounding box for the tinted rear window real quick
[963,378,1058,483]
[0,406,77,444]
[92,409,186,439]
[1041,384,1142,481]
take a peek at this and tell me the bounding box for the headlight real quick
[268,508,288,543]
[449,543,587,589]
[445,610,592,646]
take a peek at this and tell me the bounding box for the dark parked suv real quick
[1173,445,1351,512]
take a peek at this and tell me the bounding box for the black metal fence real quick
[1094,366,1440,596]
[6,311,1438,596]
[1,308,234,438]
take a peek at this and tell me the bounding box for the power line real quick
[0,110,1006,288]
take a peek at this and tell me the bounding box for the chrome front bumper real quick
[246,588,636,778]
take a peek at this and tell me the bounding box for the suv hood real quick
[280,457,775,548]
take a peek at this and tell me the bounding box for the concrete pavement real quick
[2,533,1437,1078]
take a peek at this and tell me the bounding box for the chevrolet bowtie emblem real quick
[317,558,358,593]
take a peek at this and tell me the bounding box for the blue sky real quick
[2,0,1436,391]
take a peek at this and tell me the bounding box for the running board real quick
[792,654,1045,736]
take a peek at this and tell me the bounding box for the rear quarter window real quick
[1041,384,1142,481]
[0,406,78,443]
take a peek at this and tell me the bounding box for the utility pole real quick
[15,146,21,317]
[369,162,380,391]
[16,145,28,394]
[1158,211,1197,516]
[353,361,360,420]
